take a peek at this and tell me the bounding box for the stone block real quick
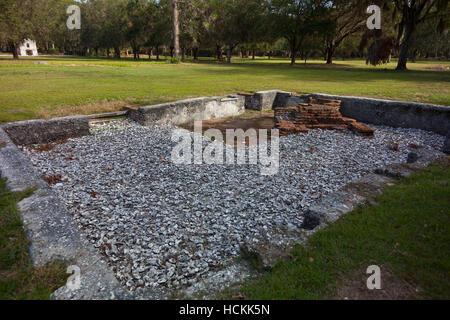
[129,96,245,126]
[1,116,89,146]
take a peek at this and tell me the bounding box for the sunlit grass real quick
[227,161,450,300]
[0,56,448,123]
[0,179,67,299]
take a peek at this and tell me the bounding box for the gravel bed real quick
[22,119,445,293]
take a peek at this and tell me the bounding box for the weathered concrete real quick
[444,133,450,154]
[273,91,300,108]
[0,90,448,300]
[0,127,134,299]
[18,188,83,266]
[1,116,90,146]
[243,90,292,111]
[51,244,138,300]
[0,128,81,265]
[0,128,46,192]
[273,92,449,153]
[291,93,450,136]
[244,147,446,271]
[129,96,245,126]
[309,147,445,227]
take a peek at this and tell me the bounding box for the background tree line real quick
[0,0,448,70]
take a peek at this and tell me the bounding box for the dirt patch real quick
[35,99,136,120]
[8,109,25,113]
[334,266,418,300]
[27,139,69,152]
[435,156,450,169]
[180,112,276,146]
[424,65,450,71]
[343,181,384,198]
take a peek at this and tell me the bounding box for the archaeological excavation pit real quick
[1,91,449,299]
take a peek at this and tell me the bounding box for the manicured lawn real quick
[230,160,450,300]
[0,178,66,299]
[0,56,449,123]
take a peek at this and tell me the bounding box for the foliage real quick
[0,0,448,67]
[387,0,449,70]
[366,37,395,66]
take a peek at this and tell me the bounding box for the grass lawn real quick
[229,159,450,300]
[0,178,67,299]
[0,56,449,123]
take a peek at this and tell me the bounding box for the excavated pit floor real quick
[20,118,445,296]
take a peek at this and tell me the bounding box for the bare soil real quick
[334,266,418,300]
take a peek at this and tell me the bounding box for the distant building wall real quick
[19,39,38,56]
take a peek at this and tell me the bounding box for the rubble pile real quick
[275,97,375,137]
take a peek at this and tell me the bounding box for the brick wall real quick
[274,98,374,137]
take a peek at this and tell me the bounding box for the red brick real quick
[275,99,374,137]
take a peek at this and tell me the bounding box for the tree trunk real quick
[156,45,160,60]
[396,23,415,71]
[114,47,121,59]
[12,43,19,59]
[290,38,297,66]
[181,47,185,61]
[216,45,222,61]
[226,46,233,64]
[411,49,417,63]
[252,50,255,60]
[193,47,199,61]
[172,0,180,59]
[132,44,140,60]
[326,44,335,64]
[106,48,110,58]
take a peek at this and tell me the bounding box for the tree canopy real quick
[0,0,448,69]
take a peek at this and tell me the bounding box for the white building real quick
[19,39,38,56]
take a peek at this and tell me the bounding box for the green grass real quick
[0,56,449,123]
[0,179,67,299]
[231,161,450,300]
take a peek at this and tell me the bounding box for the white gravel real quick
[22,119,445,292]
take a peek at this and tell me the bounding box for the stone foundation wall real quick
[243,90,291,111]
[129,96,245,126]
[274,92,450,136]
[275,98,374,136]
[0,127,132,299]
[308,94,450,136]
[1,116,90,146]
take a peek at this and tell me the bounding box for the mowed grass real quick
[231,160,450,300]
[0,56,449,123]
[0,178,67,299]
